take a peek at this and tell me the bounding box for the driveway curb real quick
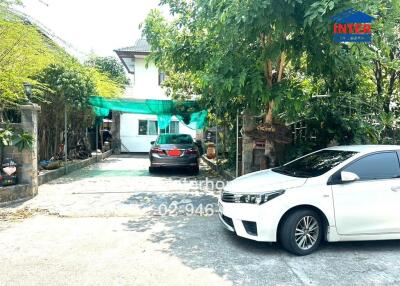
[201,155,235,181]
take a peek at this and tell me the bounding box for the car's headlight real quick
[226,190,285,205]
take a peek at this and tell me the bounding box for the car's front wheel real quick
[279,209,322,256]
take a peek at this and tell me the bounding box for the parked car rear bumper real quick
[150,154,199,168]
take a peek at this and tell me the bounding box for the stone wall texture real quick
[0,104,40,203]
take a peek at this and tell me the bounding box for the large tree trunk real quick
[263,52,286,169]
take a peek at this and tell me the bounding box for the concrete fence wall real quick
[1,104,113,205]
[0,104,40,204]
[38,150,112,186]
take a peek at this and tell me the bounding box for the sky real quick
[17,0,166,59]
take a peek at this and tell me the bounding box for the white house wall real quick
[120,113,197,153]
[119,55,197,152]
[124,57,166,100]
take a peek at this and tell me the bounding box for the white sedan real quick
[219,145,400,255]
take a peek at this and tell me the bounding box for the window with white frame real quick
[138,120,178,135]
[158,70,166,85]
[138,120,158,135]
[160,121,179,134]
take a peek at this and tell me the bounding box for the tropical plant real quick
[0,127,13,147]
[0,125,33,165]
[12,132,33,151]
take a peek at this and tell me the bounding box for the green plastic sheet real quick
[89,96,207,130]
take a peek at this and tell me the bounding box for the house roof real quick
[331,8,375,24]
[114,38,151,55]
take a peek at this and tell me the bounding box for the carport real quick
[88,96,207,152]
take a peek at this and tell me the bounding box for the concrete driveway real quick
[1,155,400,286]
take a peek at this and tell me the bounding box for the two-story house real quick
[114,38,196,152]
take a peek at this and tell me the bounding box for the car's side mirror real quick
[150,141,155,145]
[340,171,360,183]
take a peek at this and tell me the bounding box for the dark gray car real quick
[149,134,200,174]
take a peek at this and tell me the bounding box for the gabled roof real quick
[331,8,375,24]
[114,38,151,55]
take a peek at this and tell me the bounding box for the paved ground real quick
[1,155,400,286]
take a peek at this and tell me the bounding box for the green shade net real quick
[89,96,207,130]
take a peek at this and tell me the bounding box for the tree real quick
[144,0,400,168]
[0,7,58,105]
[85,55,130,87]
[300,0,400,145]
[354,0,400,112]
[0,7,124,107]
[86,67,123,98]
[143,0,342,166]
[35,62,95,106]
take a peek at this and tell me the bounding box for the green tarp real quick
[89,96,207,130]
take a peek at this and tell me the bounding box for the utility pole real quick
[64,105,68,174]
[96,122,99,162]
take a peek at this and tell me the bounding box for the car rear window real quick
[156,134,193,144]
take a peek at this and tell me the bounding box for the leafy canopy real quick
[0,7,58,105]
[85,55,130,87]
[0,7,123,107]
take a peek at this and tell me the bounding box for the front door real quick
[331,151,400,235]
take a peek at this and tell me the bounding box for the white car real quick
[219,145,400,255]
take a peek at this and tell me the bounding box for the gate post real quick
[111,111,121,154]
[20,104,41,196]
[241,109,255,175]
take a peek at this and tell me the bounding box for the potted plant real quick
[205,142,216,159]
[0,126,33,187]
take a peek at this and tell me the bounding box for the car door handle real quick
[391,186,400,192]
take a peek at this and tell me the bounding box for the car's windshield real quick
[272,150,358,178]
[156,134,193,144]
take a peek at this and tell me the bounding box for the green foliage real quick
[85,55,130,87]
[87,67,123,98]
[143,0,355,124]
[0,9,123,107]
[12,132,33,151]
[35,62,95,106]
[0,8,58,105]
[0,127,13,147]
[350,0,400,111]
[0,126,32,151]
[143,0,400,168]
